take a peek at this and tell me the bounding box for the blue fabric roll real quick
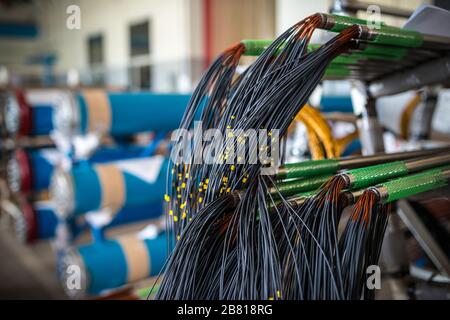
[77,93,191,136]
[31,104,53,136]
[34,204,83,240]
[90,203,164,242]
[109,203,163,227]
[29,150,55,192]
[71,157,168,215]
[79,239,128,294]
[35,206,58,239]
[342,139,362,157]
[78,232,169,295]
[72,164,103,214]
[27,146,147,193]
[320,96,353,113]
[89,145,146,162]
[144,234,167,275]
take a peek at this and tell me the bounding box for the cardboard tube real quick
[82,89,112,134]
[95,164,125,214]
[117,235,150,282]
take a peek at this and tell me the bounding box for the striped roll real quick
[59,231,169,297]
[6,146,148,194]
[7,148,57,194]
[11,200,81,243]
[53,90,192,138]
[1,89,55,137]
[2,89,192,138]
[13,200,162,244]
[51,155,168,218]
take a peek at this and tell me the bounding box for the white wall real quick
[33,0,200,90]
[37,0,195,69]
[0,2,44,78]
[0,0,204,90]
[275,0,330,36]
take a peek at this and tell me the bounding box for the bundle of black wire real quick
[158,16,364,300]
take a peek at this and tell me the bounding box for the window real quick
[87,34,104,65]
[129,20,150,56]
[130,65,152,90]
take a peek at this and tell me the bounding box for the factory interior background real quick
[1,0,450,301]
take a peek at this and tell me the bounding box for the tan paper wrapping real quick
[95,164,125,214]
[82,89,112,134]
[117,235,150,282]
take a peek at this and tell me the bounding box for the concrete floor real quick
[0,216,66,299]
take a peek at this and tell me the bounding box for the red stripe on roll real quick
[16,149,32,194]
[15,89,32,136]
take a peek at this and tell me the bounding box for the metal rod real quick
[339,147,450,168]
[405,154,450,173]
[369,55,450,97]
[397,200,450,277]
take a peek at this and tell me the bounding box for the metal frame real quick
[397,199,450,277]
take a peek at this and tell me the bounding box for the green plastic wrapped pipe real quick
[324,66,352,77]
[371,25,423,48]
[241,40,406,61]
[345,161,409,190]
[326,14,384,32]
[358,44,408,59]
[277,159,340,180]
[342,154,450,190]
[241,39,274,56]
[372,166,450,203]
[137,284,160,299]
[326,14,423,48]
[270,174,332,197]
[275,147,450,181]
[332,55,368,65]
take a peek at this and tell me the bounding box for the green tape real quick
[242,41,319,56]
[361,44,408,59]
[329,14,376,32]
[272,174,331,197]
[332,55,361,64]
[242,39,274,56]
[382,168,447,203]
[372,26,423,48]
[279,159,340,180]
[347,161,409,189]
[325,66,351,77]
[137,284,160,299]
[329,14,423,48]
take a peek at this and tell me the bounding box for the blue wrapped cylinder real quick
[13,200,82,243]
[2,90,54,137]
[7,146,149,194]
[60,231,170,296]
[51,156,168,218]
[320,95,353,113]
[35,205,59,239]
[88,203,165,243]
[108,203,163,228]
[30,104,54,136]
[29,149,55,191]
[4,90,191,137]
[15,199,163,244]
[77,92,190,135]
[7,148,56,194]
[89,145,147,162]
[53,91,192,138]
